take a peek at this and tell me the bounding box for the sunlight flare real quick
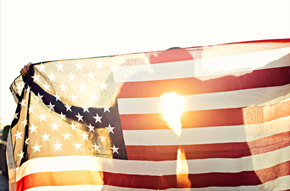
[160,92,185,136]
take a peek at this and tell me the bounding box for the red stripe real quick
[126,131,290,161]
[120,99,290,130]
[219,38,290,46]
[16,170,104,191]
[16,161,290,190]
[120,108,245,130]
[117,67,290,98]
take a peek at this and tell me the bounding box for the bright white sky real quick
[1,0,289,128]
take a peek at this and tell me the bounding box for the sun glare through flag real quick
[160,92,185,136]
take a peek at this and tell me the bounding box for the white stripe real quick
[123,115,290,145]
[25,175,290,191]
[25,185,157,191]
[118,83,290,114]
[16,145,290,181]
[112,47,290,82]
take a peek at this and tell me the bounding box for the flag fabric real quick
[8,39,290,190]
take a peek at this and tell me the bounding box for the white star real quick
[74,141,82,150]
[81,132,89,141]
[25,138,29,145]
[50,122,59,131]
[75,113,83,122]
[111,144,119,154]
[48,72,56,82]
[55,93,61,101]
[100,81,108,91]
[87,123,95,132]
[90,93,99,102]
[36,93,43,102]
[16,83,23,93]
[21,119,27,126]
[19,99,26,107]
[38,113,47,122]
[79,82,87,92]
[70,94,78,102]
[70,122,77,131]
[59,112,66,121]
[103,104,111,113]
[14,131,22,140]
[17,150,25,160]
[105,124,115,134]
[67,72,76,81]
[87,71,96,80]
[13,113,18,120]
[59,83,67,92]
[47,102,55,111]
[95,60,104,69]
[92,143,100,151]
[75,61,83,70]
[53,141,62,151]
[32,143,41,153]
[65,103,72,112]
[82,104,89,113]
[99,134,106,143]
[56,62,64,71]
[29,124,38,133]
[29,106,35,113]
[26,85,31,92]
[62,131,71,140]
[93,113,102,123]
[41,132,50,142]
[38,63,45,72]
[43,83,50,91]
[32,74,40,82]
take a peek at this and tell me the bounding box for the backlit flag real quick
[8,39,290,190]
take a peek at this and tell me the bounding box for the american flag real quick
[8,39,290,190]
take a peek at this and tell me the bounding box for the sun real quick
[160,92,185,136]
